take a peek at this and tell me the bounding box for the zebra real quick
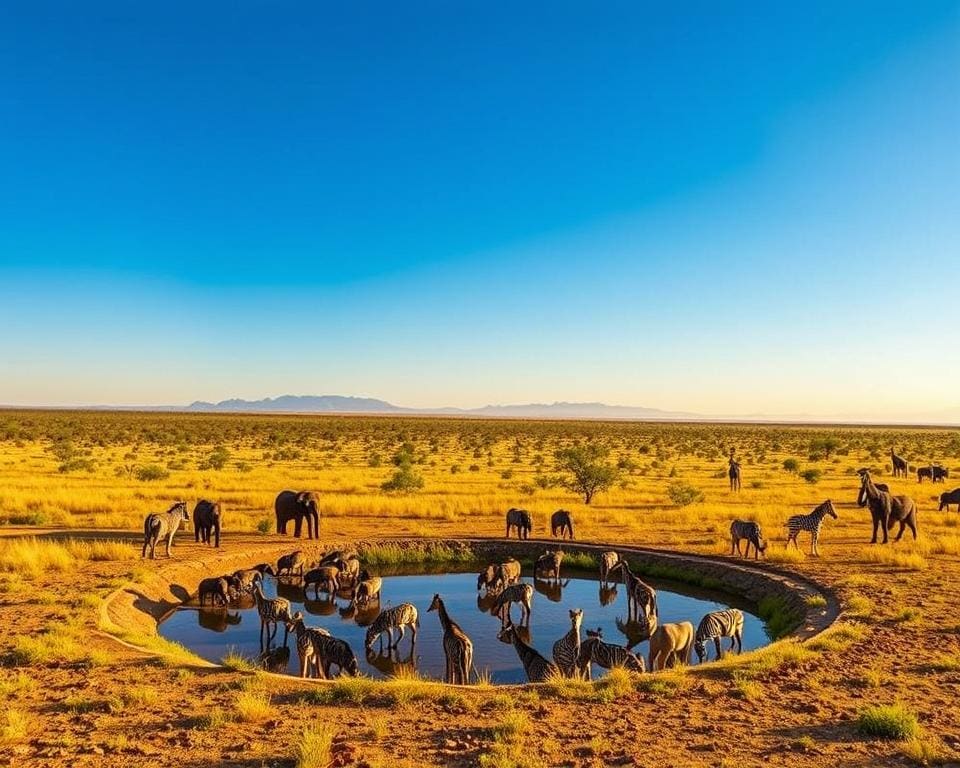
[492,582,534,626]
[365,603,419,651]
[610,560,657,621]
[285,611,331,678]
[729,520,767,559]
[550,509,574,539]
[534,550,564,582]
[577,628,645,680]
[277,551,306,579]
[141,501,189,559]
[599,551,621,586]
[253,582,293,648]
[311,631,360,678]
[303,566,340,599]
[891,448,909,478]
[551,608,583,678]
[786,500,838,556]
[694,609,744,663]
[729,453,742,492]
[505,508,532,539]
[428,593,474,684]
[498,622,558,682]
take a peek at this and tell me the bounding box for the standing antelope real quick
[428,593,473,684]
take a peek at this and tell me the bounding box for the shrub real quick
[381,466,425,493]
[199,446,231,470]
[256,518,272,535]
[295,724,336,768]
[135,464,170,482]
[857,704,920,740]
[667,481,705,507]
[800,468,822,484]
[234,689,272,723]
[58,458,96,473]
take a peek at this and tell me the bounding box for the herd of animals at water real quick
[138,447,954,683]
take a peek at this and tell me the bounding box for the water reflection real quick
[198,609,241,633]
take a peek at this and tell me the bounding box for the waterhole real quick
[159,565,771,683]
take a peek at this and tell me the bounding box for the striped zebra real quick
[786,500,838,556]
[285,611,331,678]
[729,520,767,559]
[492,582,534,626]
[141,501,189,559]
[311,632,360,678]
[365,603,419,651]
[253,582,293,648]
[694,609,744,663]
[577,628,645,680]
[428,594,474,684]
[611,560,657,621]
[551,608,583,678]
[498,622,558,682]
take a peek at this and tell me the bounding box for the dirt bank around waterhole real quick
[101,536,839,681]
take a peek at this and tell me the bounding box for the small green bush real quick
[135,464,169,482]
[857,704,920,740]
[667,481,704,506]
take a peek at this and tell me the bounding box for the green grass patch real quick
[758,595,803,640]
[857,704,920,740]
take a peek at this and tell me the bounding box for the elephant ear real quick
[296,491,309,505]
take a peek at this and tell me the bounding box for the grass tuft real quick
[295,724,336,768]
[857,704,920,740]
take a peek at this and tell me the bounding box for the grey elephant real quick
[274,490,321,539]
[193,499,223,547]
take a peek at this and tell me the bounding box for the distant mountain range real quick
[183,395,701,421]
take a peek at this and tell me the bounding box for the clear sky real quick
[1,2,958,421]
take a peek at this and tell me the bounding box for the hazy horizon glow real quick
[1,3,958,421]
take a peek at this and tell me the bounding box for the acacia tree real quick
[554,444,619,504]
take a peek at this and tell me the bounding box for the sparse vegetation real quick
[857,704,920,740]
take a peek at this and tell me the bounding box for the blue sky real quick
[1,2,958,419]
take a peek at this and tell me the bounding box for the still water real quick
[159,567,770,684]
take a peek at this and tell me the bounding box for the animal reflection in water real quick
[495,622,531,646]
[258,645,291,673]
[365,645,418,677]
[533,576,570,603]
[616,615,657,651]
[598,583,618,607]
[197,609,241,633]
[303,595,339,617]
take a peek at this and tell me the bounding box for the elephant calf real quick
[193,499,223,548]
[648,621,694,671]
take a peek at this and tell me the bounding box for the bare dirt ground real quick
[2,513,959,768]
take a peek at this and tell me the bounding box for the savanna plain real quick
[1,410,959,767]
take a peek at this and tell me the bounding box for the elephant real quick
[275,490,320,539]
[648,621,694,670]
[193,499,223,547]
[939,488,960,512]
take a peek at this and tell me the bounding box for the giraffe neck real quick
[435,599,453,633]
